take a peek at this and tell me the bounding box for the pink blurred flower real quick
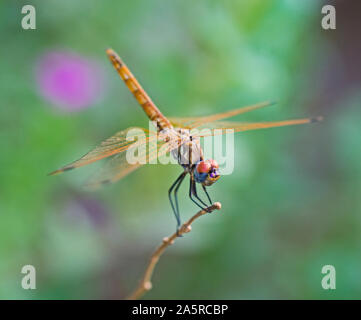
[36,51,105,111]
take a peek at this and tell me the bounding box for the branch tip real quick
[214,202,222,210]
[144,281,152,291]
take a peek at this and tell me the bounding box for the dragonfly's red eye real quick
[209,159,219,169]
[197,161,211,173]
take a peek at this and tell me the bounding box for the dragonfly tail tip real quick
[106,48,114,56]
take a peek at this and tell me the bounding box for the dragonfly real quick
[50,48,322,233]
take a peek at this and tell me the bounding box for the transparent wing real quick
[49,127,156,175]
[169,100,275,129]
[85,136,179,189]
[192,117,323,137]
[85,151,141,189]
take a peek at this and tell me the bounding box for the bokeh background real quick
[1,0,360,299]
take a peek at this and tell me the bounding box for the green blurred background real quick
[1,0,360,299]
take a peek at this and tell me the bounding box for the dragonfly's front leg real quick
[192,180,209,208]
[188,175,210,212]
[201,184,212,206]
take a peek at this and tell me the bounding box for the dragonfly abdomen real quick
[106,49,172,131]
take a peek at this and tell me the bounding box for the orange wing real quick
[192,117,323,137]
[84,135,178,189]
[50,126,185,189]
[169,100,275,129]
[49,127,156,175]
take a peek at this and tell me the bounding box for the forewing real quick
[193,117,323,137]
[169,101,275,129]
[49,127,156,175]
[84,134,182,189]
[84,151,142,189]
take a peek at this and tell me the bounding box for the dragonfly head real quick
[194,159,220,186]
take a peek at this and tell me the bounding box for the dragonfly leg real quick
[168,172,187,233]
[174,172,187,236]
[174,173,186,224]
[192,179,209,208]
[188,175,209,212]
[201,184,212,205]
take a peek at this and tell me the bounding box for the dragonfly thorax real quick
[159,128,203,167]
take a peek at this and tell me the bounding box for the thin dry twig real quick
[127,202,222,300]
